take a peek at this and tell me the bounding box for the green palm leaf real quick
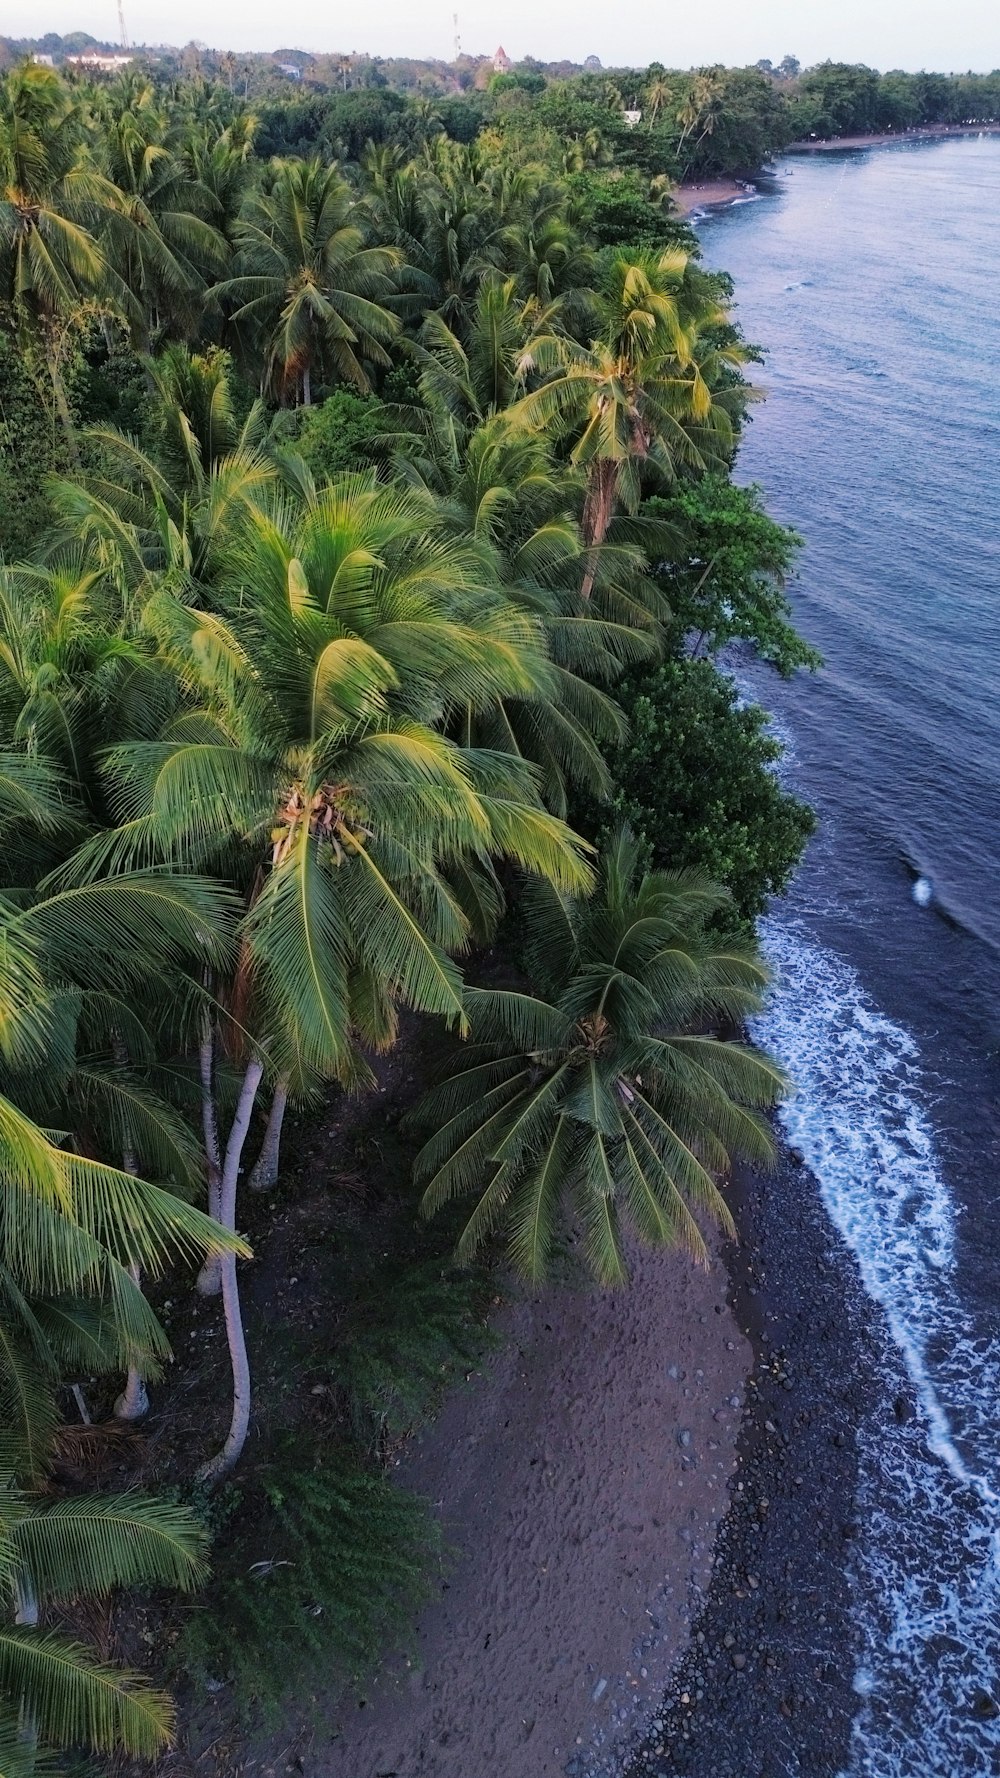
[0,1629,174,1758]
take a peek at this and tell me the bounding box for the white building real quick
[65,52,134,72]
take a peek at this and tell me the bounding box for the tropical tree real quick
[509,247,750,594]
[86,472,591,1480]
[390,323,663,816]
[676,69,725,171]
[95,78,230,348]
[214,157,401,403]
[645,73,674,127]
[45,344,277,591]
[0,64,132,427]
[412,828,785,1283]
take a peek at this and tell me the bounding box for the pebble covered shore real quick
[572,1147,885,1778]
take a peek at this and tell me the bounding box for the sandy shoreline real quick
[672,179,757,217]
[248,1239,750,1778]
[241,1152,879,1778]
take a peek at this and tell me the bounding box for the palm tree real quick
[505,214,595,317]
[676,70,725,175]
[96,78,230,348]
[0,577,249,1443]
[391,324,662,815]
[0,64,133,428]
[646,74,674,127]
[413,828,785,1284]
[94,472,591,1480]
[44,345,276,589]
[213,157,401,404]
[508,247,750,594]
[0,1483,207,1771]
[361,142,505,336]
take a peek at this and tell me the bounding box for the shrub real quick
[177,1440,437,1715]
[328,1251,495,1453]
[575,656,815,927]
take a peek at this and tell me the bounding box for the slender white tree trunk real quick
[114,1263,150,1420]
[302,364,312,406]
[197,1021,225,1296]
[14,1581,38,1627]
[112,1077,150,1421]
[195,1057,264,1488]
[247,1081,288,1192]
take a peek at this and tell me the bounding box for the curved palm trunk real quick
[197,1021,224,1296]
[195,1057,264,1487]
[247,1081,288,1192]
[580,459,620,600]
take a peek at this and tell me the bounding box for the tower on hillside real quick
[492,44,511,72]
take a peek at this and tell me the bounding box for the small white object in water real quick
[912,876,933,907]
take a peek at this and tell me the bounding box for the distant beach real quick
[673,179,759,216]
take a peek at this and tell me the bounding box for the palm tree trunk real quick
[197,1020,224,1296]
[302,365,312,406]
[112,1055,150,1421]
[580,460,619,599]
[195,1057,264,1487]
[247,1081,288,1192]
[114,1265,149,1421]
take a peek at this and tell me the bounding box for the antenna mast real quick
[118,1,130,48]
[453,12,461,58]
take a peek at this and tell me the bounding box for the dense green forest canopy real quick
[4,36,1000,178]
[0,48,821,1753]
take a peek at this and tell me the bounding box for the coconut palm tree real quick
[213,157,401,404]
[413,828,785,1284]
[96,79,230,347]
[645,73,675,127]
[44,344,276,592]
[0,1481,207,1772]
[87,472,591,1480]
[0,64,136,427]
[390,384,662,815]
[0,65,117,320]
[676,69,725,175]
[508,247,750,594]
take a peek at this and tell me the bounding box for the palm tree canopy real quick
[94,473,591,1080]
[510,246,748,507]
[214,157,401,400]
[413,827,786,1284]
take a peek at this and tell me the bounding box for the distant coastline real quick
[675,122,1000,218]
[786,121,1000,153]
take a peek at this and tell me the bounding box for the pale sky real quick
[8,0,1000,73]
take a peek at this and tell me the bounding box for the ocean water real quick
[698,138,1000,1775]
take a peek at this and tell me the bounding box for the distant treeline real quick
[3,38,999,178]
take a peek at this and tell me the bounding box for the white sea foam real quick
[752,920,1000,1775]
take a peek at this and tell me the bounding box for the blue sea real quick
[698,136,1000,1777]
